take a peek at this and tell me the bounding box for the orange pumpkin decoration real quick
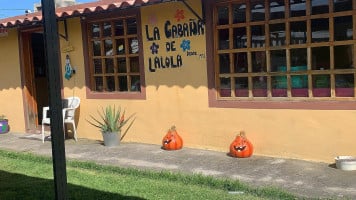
[162,126,183,150]
[229,131,253,158]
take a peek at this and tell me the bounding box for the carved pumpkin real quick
[229,131,253,158]
[162,126,183,150]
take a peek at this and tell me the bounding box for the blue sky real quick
[0,0,96,19]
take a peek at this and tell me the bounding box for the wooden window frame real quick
[82,9,146,99]
[206,0,356,109]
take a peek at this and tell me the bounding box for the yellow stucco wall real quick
[2,1,356,163]
[40,2,356,162]
[0,28,26,132]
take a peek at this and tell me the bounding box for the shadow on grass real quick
[0,170,146,200]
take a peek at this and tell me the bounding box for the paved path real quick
[1,132,356,199]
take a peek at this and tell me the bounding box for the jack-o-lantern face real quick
[162,126,183,150]
[229,131,253,158]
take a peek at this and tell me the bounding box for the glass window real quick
[87,15,143,95]
[311,0,329,15]
[290,0,306,17]
[233,3,246,23]
[270,23,285,46]
[334,45,353,69]
[234,27,247,49]
[334,0,352,12]
[269,0,285,20]
[213,0,356,101]
[217,6,229,25]
[251,0,265,22]
[290,21,307,44]
[311,18,329,43]
[251,25,265,48]
[334,16,353,41]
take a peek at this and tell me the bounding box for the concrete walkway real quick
[1,132,356,199]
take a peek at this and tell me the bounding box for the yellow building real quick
[1,0,356,162]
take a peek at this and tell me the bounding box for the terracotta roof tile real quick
[0,0,162,28]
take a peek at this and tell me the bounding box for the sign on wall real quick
[144,9,205,72]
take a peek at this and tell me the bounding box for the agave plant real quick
[87,105,135,140]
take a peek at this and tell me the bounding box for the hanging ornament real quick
[64,54,73,80]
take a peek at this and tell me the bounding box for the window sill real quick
[209,88,356,110]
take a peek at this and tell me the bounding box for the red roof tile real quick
[0,0,162,28]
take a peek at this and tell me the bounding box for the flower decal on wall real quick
[175,9,185,22]
[148,14,158,25]
[180,39,191,52]
[150,42,159,54]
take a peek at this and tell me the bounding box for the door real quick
[20,30,49,132]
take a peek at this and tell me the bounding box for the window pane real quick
[233,3,246,23]
[94,59,102,74]
[129,38,139,54]
[103,22,112,37]
[334,45,353,69]
[334,0,352,12]
[271,50,286,72]
[219,54,230,73]
[117,58,127,73]
[234,52,248,73]
[270,23,285,46]
[127,18,137,35]
[335,74,354,97]
[95,77,103,91]
[217,6,229,25]
[130,57,140,72]
[334,16,353,41]
[252,51,266,72]
[312,75,330,97]
[218,29,229,50]
[93,41,101,56]
[233,27,247,48]
[253,76,267,97]
[91,23,100,38]
[235,77,249,97]
[104,39,113,56]
[251,25,265,48]
[290,0,306,17]
[106,76,115,92]
[312,46,330,70]
[311,18,329,43]
[220,77,231,97]
[130,75,141,91]
[290,21,307,44]
[272,76,287,97]
[269,0,285,20]
[105,58,114,73]
[114,20,124,36]
[116,39,125,54]
[118,76,128,91]
[291,48,307,67]
[251,0,265,22]
[311,0,329,15]
[292,75,308,88]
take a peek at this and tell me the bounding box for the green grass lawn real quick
[0,149,298,200]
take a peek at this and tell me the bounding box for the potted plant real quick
[0,115,9,134]
[87,105,135,147]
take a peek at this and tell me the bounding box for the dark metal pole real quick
[41,0,68,199]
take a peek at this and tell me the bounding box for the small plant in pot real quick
[0,115,9,134]
[87,105,135,147]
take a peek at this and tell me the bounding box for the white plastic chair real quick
[41,97,80,143]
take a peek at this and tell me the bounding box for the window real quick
[84,10,145,99]
[212,0,356,103]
